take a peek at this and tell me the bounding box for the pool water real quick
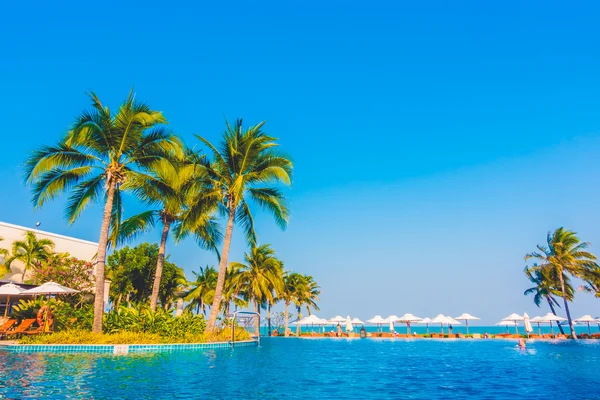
[2,338,599,399]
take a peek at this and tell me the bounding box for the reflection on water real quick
[1,339,599,399]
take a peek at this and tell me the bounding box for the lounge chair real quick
[0,319,17,339]
[472,333,482,339]
[4,319,37,338]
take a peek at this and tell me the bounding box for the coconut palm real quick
[184,266,218,315]
[114,151,221,311]
[280,271,304,337]
[24,91,181,332]
[525,227,599,339]
[0,237,9,278]
[230,244,284,334]
[5,231,55,283]
[195,119,292,331]
[523,265,574,334]
[292,274,321,336]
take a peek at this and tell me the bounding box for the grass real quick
[19,328,251,345]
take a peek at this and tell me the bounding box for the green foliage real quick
[106,243,186,308]
[12,298,93,331]
[103,303,206,339]
[31,253,95,293]
[5,231,55,282]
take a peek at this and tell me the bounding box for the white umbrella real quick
[22,281,80,295]
[501,313,524,334]
[345,316,353,333]
[418,317,432,334]
[454,313,480,335]
[496,319,517,333]
[382,315,400,332]
[430,314,453,334]
[0,283,27,320]
[574,315,596,336]
[367,315,385,333]
[523,312,533,335]
[398,313,422,335]
[351,318,364,325]
[329,315,346,323]
[539,313,566,335]
[530,316,544,335]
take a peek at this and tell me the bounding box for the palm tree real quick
[114,151,221,311]
[5,231,54,283]
[230,244,284,335]
[525,228,599,339]
[0,237,9,278]
[195,119,292,331]
[24,91,181,332]
[184,266,218,315]
[292,274,321,336]
[280,272,303,337]
[523,265,574,334]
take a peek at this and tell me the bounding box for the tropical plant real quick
[24,91,181,332]
[106,243,187,310]
[230,244,284,334]
[5,231,55,282]
[0,237,9,278]
[12,298,93,331]
[525,227,600,339]
[195,119,293,331]
[184,266,218,315]
[280,271,304,337]
[523,265,574,334]
[114,151,221,311]
[31,253,95,293]
[292,275,320,336]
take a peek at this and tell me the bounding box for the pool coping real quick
[0,339,258,354]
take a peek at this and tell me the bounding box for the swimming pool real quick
[1,338,599,399]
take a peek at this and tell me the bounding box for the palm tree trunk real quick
[92,181,116,333]
[546,297,565,335]
[206,207,235,332]
[267,302,272,336]
[150,217,171,312]
[254,301,260,336]
[296,309,302,337]
[116,293,123,311]
[558,272,577,339]
[284,301,290,337]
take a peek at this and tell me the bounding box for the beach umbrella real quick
[345,316,353,333]
[22,281,80,295]
[573,315,597,336]
[454,313,480,335]
[351,318,364,325]
[538,313,566,335]
[418,317,432,334]
[523,313,533,336]
[382,315,400,333]
[367,315,385,333]
[0,283,27,320]
[329,315,346,323]
[496,320,516,333]
[430,314,453,334]
[501,313,524,334]
[530,316,544,335]
[398,313,422,335]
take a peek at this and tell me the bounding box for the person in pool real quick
[518,338,526,349]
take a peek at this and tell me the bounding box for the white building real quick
[0,221,98,283]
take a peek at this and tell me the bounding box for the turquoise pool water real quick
[2,337,599,399]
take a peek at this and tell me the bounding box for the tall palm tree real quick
[195,119,292,331]
[6,231,54,283]
[230,244,284,334]
[184,266,218,315]
[24,91,181,332]
[523,265,574,335]
[525,227,599,339]
[114,151,221,311]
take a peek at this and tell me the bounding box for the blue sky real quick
[1,1,600,323]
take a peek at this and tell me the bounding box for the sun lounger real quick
[4,319,37,338]
[0,319,17,339]
[472,333,481,338]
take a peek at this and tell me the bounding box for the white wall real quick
[0,221,98,282]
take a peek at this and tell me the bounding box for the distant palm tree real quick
[525,228,599,339]
[524,266,573,334]
[292,274,320,336]
[24,91,181,332]
[280,272,303,337]
[6,231,54,283]
[0,237,9,278]
[115,151,221,311]
[195,119,292,331]
[230,244,284,334]
[184,266,218,315]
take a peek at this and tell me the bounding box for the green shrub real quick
[12,298,93,331]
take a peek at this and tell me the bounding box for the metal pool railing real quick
[228,311,260,348]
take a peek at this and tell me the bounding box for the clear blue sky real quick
[2,1,600,323]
